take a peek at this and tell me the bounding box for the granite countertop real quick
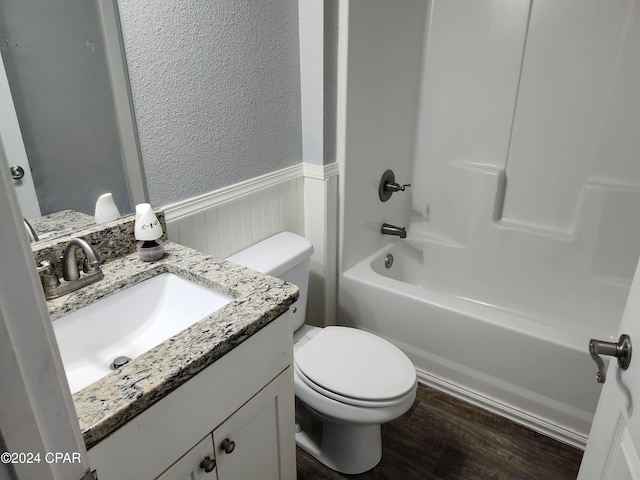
[48,241,298,449]
[28,210,95,243]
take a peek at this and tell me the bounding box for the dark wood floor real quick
[296,383,583,479]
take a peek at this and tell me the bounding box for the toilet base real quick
[295,400,382,474]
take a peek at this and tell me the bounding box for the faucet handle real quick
[82,258,101,274]
[37,260,61,289]
[385,182,411,192]
[95,238,112,251]
[36,260,53,273]
[87,238,111,265]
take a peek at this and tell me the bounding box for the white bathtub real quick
[339,240,606,447]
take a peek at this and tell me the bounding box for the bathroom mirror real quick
[0,0,146,242]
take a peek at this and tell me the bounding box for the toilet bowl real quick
[227,232,417,474]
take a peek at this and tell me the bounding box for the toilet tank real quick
[226,232,314,332]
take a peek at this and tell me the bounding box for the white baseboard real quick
[415,369,588,450]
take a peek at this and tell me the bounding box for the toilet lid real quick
[294,327,416,402]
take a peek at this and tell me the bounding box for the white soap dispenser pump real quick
[134,203,164,261]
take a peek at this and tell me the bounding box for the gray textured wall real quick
[117,0,303,206]
[323,0,339,167]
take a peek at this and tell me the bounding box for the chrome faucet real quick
[381,223,407,239]
[37,238,104,300]
[62,238,102,280]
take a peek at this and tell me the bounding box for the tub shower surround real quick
[36,213,298,449]
[338,0,640,447]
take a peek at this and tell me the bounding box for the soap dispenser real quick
[134,203,164,261]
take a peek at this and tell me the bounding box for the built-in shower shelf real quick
[493,219,575,241]
[593,274,632,289]
[405,220,466,249]
[587,178,640,192]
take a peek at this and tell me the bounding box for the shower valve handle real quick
[385,182,411,192]
[588,334,632,384]
[379,169,410,202]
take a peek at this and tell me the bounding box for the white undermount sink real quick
[52,272,233,393]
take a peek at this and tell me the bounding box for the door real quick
[0,51,40,218]
[0,147,90,479]
[212,370,296,480]
[578,255,640,479]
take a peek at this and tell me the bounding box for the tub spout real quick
[381,223,407,239]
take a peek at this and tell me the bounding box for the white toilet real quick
[227,232,417,474]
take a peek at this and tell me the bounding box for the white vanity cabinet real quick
[212,372,289,480]
[157,370,292,480]
[87,314,296,480]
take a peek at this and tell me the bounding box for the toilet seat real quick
[294,327,416,408]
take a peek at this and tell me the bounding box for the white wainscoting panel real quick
[164,170,305,259]
[163,163,338,327]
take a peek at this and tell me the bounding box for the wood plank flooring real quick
[296,383,583,479]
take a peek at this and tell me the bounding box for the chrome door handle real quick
[589,334,632,384]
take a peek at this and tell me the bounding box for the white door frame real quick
[0,142,90,478]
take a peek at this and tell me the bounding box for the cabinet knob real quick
[220,438,236,454]
[199,455,216,473]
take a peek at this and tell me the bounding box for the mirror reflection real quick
[0,0,146,242]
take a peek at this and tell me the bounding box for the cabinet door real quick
[157,434,218,480]
[213,369,296,480]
